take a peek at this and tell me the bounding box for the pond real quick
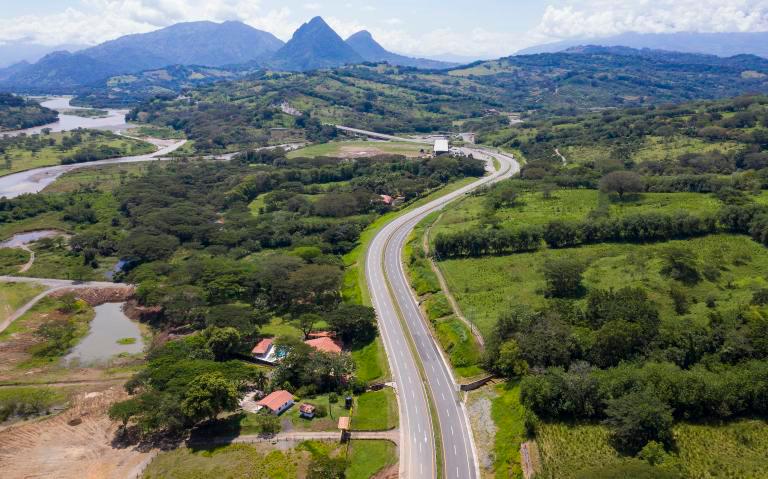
[64,302,144,366]
[0,230,62,248]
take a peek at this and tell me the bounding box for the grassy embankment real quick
[0,282,46,323]
[0,130,155,177]
[405,211,484,379]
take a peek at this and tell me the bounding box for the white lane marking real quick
[441,392,445,401]
[450,425,454,436]
[454,444,457,455]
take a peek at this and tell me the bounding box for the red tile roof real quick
[307,331,334,338]
[252,338,273,355]
[305,336,343,354]
[300,403,316,414]
[257,390,294,413]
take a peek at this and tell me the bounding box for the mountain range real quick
[518,31,768,59]
[0,17,454,93]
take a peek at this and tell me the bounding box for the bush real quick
[604,390,674,455]
[542,257,585,298]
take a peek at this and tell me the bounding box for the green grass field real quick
[0,131,155,177]
[439,234,768,338]
[536,419,768,479]
[143,443,305,479]
[287,140,426,159]
[492,382,526,479]
[432,189,722,239]
[42,162,154,193]
[0,248,30,274]
[434,317,484,378]
[0,282,46,323]
[346,440,397,479]
[352,389,398,431]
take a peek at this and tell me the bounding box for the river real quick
[0,138,186,198]
[0,96,131,138]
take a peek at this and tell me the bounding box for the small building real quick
[305,336,343,354]
[434,139,450,156]
[299,403,316,418]
[252,338,276,363]
[257,390,294,415]
[379,194,394,205]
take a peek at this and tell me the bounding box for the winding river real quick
[0,138,187,198]
[0,96,130,138]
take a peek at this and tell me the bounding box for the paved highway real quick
[363,132,518,477]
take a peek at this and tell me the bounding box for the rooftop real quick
[434,139,449,152]
[252,338,273,355]
[257,390,294,412]
[305,336,343,354]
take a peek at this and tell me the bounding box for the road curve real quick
[365,139,518,478]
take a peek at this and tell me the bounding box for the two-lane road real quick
[364,137,518,478]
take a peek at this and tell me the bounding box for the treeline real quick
[0,93,58,131]
[434,210,717,258]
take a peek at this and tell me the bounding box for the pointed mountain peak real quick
[348,30,374,41]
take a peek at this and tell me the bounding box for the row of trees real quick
[434,210,717,258]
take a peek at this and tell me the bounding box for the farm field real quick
[287,140,427,159]
[439,234,768,338]
[536,419,768,478]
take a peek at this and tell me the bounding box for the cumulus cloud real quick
[0,0,298,45]
[536,0,768,39]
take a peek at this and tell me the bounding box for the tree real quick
[108,399,141,428]
[604,390,673,455]
[326,304,377,344]
[599,170,643,200]
[206,327,241,360]
[181,373,239,423]
[254,413,281,434]
[495,339,529,377]
[542,257,586,298]
[639,440,667,466]
[297,313,322,339]
[660,246,701,284]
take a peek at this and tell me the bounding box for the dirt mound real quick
[0,386,150,479]
[51,286,134,306]
[123,299,162,322]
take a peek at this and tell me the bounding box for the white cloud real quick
[536,0,768,39]
[303,2,321,11]
[0,0,298,45]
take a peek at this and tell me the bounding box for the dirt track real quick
[0,386,149,479]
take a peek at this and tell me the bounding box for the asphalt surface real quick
[364,139,518,478]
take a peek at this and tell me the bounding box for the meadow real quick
[431,188,723,238]
[0,282,45,323]
[438,234,768,338]
[536,419,768,478]
[0,130,154,177]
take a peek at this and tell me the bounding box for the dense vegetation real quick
[423,94,768,476]
[77,149,482,438]
[0,93,57,131]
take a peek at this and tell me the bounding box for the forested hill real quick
[449,47,768,115]
[75,45,768,117]
[0,93,57,131]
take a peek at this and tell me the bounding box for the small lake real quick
[0,230,62,248]
[64,303,144,366]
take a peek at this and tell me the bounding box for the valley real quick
[1,6,768,479]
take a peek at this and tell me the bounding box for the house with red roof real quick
[251,338,277,363]
[305,335,343,354]
[257,390,294,415]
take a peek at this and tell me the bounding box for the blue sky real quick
[0,0,766,58]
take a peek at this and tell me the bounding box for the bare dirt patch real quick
[467,387,498,478]
[50,286,134,306]
[0,386,150,479]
